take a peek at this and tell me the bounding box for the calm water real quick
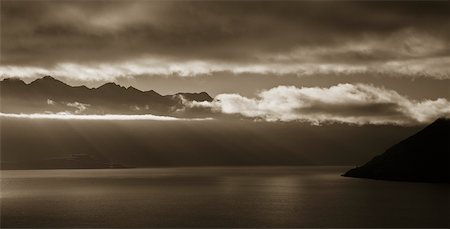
[1,167,448,228]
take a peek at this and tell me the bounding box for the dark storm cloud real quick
[1,0,449,79]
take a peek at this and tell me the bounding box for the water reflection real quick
[1,167,448,227]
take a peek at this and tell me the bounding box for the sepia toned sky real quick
[1,0,449,124]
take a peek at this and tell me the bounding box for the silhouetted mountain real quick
[0,76,213,116]
[343,118,450,183]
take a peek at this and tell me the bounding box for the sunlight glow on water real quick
[1,167,448,227]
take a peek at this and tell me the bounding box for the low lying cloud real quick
[189,84,450,125]
[1,56,449,81]
[0,112,212,121]
[66,101,90,114]
[46,99,55,105]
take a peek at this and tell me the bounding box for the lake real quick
[1,166,448,227]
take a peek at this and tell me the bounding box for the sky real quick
[1,0,449,125]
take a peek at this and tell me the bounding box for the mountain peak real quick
[100,82,118,87]
[97,82,124,90]
[1,77,26,84]
[42,75,56,80]
[177,92,213,102]
[37,75,58,82]
[126,86,142,92]
[30,76,69,88]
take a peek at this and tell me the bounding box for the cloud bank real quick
[1,1,449,81]
[1,56,448,81]
[2,83,448,125]
[190,84,450,125]
[0,112,212,121]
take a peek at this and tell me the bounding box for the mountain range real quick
[343,118,450,183]
[0,76,213,117]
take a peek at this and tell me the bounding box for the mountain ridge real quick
[0,76,213,117]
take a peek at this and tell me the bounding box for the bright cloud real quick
[66,102,90,114]
[46,99,56,105]
[189,84,450,125]
[0,112,212,121]
[1,56,449,81]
